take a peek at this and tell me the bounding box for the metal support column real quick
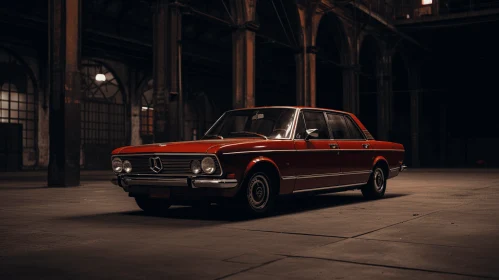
[232,24,256,109]
[153,0,183,142]
[47,0,81,187]
[295,46,317,107]
[409,65,421,167]
[152,0,169,143]
[167,3,183,141]
[377,53,393,141]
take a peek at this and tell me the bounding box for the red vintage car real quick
[111,106,405,216]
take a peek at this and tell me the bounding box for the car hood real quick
[113,138,264,155]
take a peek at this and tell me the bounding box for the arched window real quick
[80,59,128,168]
[139,78,154,136]
[0,49,37,166]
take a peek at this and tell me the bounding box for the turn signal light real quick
[226,173,236,179]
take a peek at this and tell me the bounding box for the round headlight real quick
[190,160,201,174]
[112,158,123,173]
[201,157,216,174]
[123,160,132,173]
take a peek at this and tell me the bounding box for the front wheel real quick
[135,196,171,215]
[240,172,276,217]
[361,166,387,199]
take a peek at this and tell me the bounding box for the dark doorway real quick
[358,36,380,138]
[316,13,345,110]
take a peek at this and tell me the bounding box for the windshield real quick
[203,108,297,140]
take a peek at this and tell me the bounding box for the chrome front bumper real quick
[111,176,238,189]
[400,164,407,172]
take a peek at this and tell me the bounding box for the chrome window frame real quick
[292,108,332,141]
[324,111,369,141]
[203,107,299,141]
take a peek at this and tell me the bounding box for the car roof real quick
[228,106,353,116]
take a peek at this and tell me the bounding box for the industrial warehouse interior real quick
[1,0,499,279]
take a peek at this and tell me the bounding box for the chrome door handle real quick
[329,143,339,149]
[362,144,370,149]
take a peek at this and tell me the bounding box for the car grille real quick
[113,154,221,176]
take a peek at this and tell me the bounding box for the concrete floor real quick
[1,169,499,280]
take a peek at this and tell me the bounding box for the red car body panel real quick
[111,106,405,198]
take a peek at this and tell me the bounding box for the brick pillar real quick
[295,46,317,107]
[47,0,81,187]
[232,24,256,109]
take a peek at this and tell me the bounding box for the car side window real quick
[326,113,349,139]
[343,116,365,140]
[294,112,306,139]
[300,111,330,139]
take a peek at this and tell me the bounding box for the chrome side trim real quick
[295,173,341,179]
[342,170,373,175]
[191,179,238,189]
[223,149,404,155]
[293,182,366,193]
[282,170,372,180]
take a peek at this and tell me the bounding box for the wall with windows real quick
[79,58,131,169]
[0,44,152,170]
[0,47,44,169]
[138,77,153,144]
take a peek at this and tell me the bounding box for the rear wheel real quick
[134,196,171,215]
[361,166,386,199]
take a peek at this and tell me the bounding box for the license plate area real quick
[149,188,171,198]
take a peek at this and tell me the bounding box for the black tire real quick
[239,171,276,217]
[134,196,171,215]
[361,166,387,199]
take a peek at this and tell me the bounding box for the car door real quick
[326,112,373,186]
[293,110,340,192]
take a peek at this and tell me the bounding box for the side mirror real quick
[305,128,319,140]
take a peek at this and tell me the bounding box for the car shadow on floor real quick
[166,192,407,221]
[63,192,408,226]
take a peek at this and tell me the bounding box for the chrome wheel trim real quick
[374,168,385,192]
[247,174,270,210]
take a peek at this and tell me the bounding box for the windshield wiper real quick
[203,134,223,139]
[229,131,268,140]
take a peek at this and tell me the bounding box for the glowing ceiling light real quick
[95,74,106,82]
